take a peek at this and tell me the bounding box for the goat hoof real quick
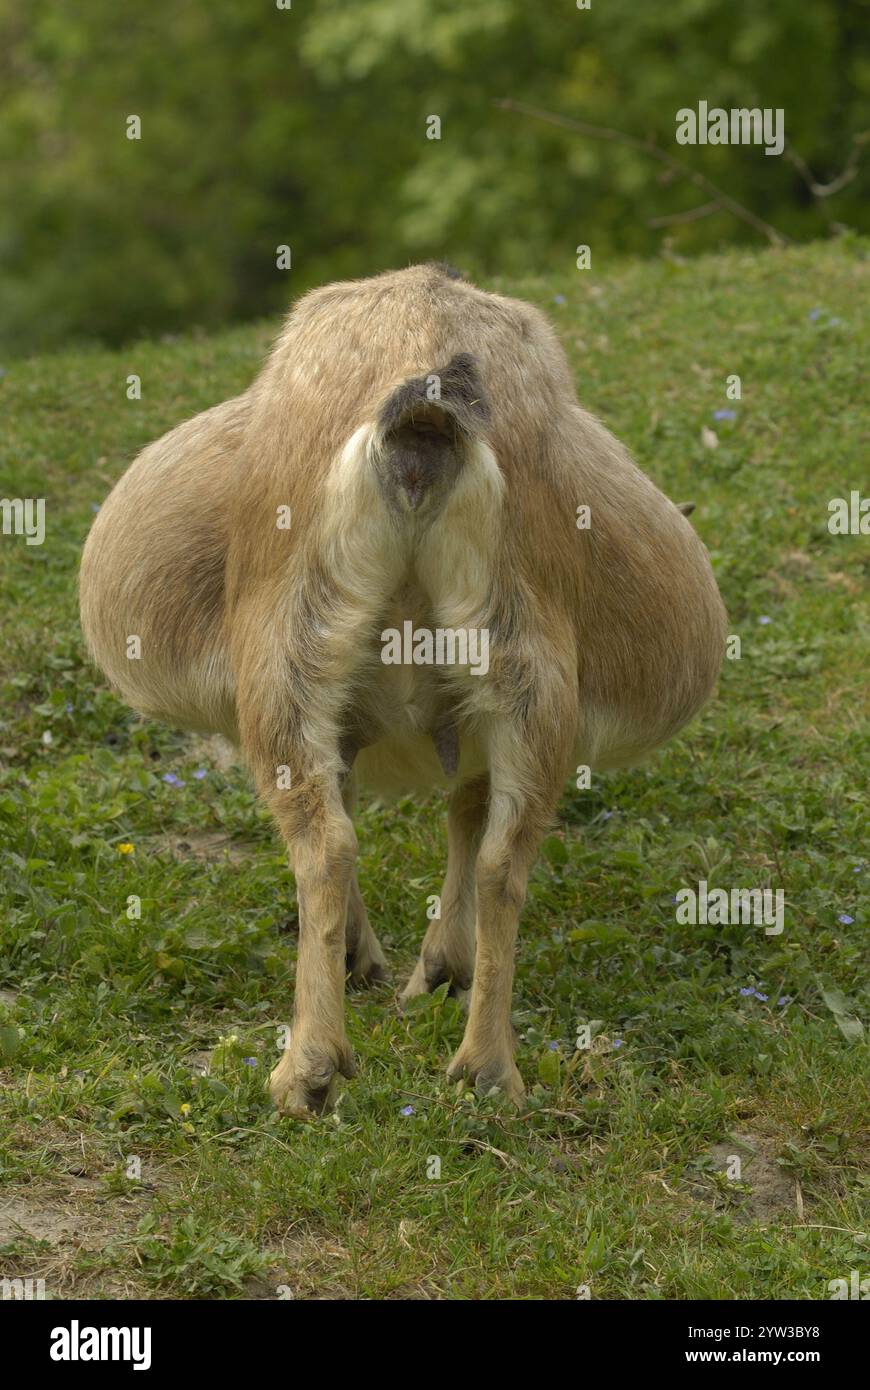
[399,960,428,1006]
[446,1048,525,1106]
[350,959,390,988]
[269,1039,356,1116]
[400,953,472,1008]
[346,946,390,989]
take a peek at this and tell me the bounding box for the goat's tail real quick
[368,353,491,514]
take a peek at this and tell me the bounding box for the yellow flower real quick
[179,1102,191,1116]
[118,842,134,854]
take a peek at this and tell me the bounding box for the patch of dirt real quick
[684,1131,797,1223]
[184,1049,213,1076]
[0,1196,85,1245]
[825,570,861,594]
[188,733,243,773]
[0,1123,174,1298]
[780,549,814,577]
[146,830,258,864]
[0,1144,350,1300]
[0,1183,157,1299]
[241,1272,298,1300]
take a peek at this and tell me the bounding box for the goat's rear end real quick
[80,263,726,1114]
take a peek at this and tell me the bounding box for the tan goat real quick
[80,263,726,1114]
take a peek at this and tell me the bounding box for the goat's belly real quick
[575,646,724,773]
[573,707,669,773]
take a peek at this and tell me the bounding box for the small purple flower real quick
[548,1041,559,1051]
[163,772,185,787]
[243,1057,257,1067]
[192,768,208,780]
[838,913,854,925]
[400,1104,414,1117]
[601,810,614,821]
[778,996,791,1007]
[754,991,769,1002]
[553,294,566,305]
[713,409,736,421]
[740,987,755,996]
[808,308,822,321]
[65,702,74,714]
[758,615,772,625]
[612,1039,623,1049]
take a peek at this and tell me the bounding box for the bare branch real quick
[783,131,869,199]
[494,97,791,246]
[648,201,722,228]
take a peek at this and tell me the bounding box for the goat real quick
[79,263,727,1114]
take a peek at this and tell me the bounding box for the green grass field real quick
[1,240,867,1300]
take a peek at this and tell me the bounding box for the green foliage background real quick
[1,0,868,355]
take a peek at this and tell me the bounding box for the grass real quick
[0,238,868,1300]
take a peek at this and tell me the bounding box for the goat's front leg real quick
[447,716,573,1105]
[261,769,359,1115]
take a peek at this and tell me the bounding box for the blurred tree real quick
[0,0,866,355]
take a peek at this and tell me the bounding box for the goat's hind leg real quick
[447,705,575,1105]
[237,633,389,1112]
[237,659,358,1115]
[261,765,359,1116]
[342,772,389,987]
[260,771,385,1112]
[400,774,488,1006]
